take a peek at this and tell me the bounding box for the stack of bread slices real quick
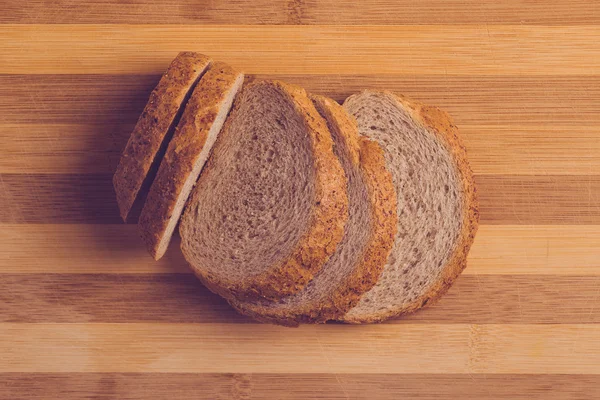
[113,52,479,326]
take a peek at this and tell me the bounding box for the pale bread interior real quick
[231,95,373,320]
[180,82,319,283]
[343,91,463,320]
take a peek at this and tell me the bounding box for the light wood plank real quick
[2,373,599,400]
[0,225,189,274]
[2,225,599,275]
[2,174,599,224]
[4,0,599,25]
[3,123,599,175]
[1,25,599,75]
[468,225,600,275]
[2,273,600,324]
[2,323,600,373]
[463,125,600,176]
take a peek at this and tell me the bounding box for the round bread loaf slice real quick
[138,61,244,260]
[342,91,479,323]
[179,81,348,301]
[229,94,397,325]
[113,52,211,222]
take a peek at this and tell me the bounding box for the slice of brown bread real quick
[113,52,211,222]
[138,61,244,260]
[229,94,397,325]
[179,81,348,301]
[342,91,479,323]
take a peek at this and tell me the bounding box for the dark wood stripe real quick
[3,123,599,176]
[2,274,600,323]
[1,174,599,224]
[0,274,248,323]
[476,175,600,225]
[0,123,134,175]
[1,74,598,126]
[1,373,599,399]
[0,174,122,224]
[399,275,600,324]
[3,0,599,24]
[0,75,157,124]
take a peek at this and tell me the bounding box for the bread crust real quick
[113,52,211,222]
[229,95,398,325]
[342,92,480,323]
[181,81,349,301]
[139,61,243,260]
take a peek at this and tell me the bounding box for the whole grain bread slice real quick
[229,94,397,325]
[138,61,244,260]
[179,81,348,301]
[342,91,479,323]
[113,52,211,222]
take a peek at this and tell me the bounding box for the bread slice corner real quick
[138,61,244,260]
[113,52,211,222]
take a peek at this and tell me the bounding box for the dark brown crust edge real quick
[182,80,349,302]
[113,52,211,222]
[227,95,397,325]
[138,61,243,260]
[342,91,480,324]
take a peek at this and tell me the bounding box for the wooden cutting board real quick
[1,1,600,398]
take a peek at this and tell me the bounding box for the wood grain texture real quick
[1,174,599,224]
[3,122,598,176]
[2,274,600,324]
[2,225,599,275]
[3,75,599,126]
[476,175,600,224]
[3,123,600,175]
[0,225,190,274]
[463,125,600,175]
[0,174,121,224]
[468,225,600,275]
[0,123,127,175]
[3,323,600,373]
[4,0,600,25]
[1,25,599,75]
[2,0,599,397]
[1,373,599,400]
[2,75,599,177]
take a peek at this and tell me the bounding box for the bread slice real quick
[179,81,348,301]
[138,61,244,260]
[342,91,479,323]
[113,52,211,222]
[229,94,397,325]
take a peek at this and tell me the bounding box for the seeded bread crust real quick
[229,94,397,325]
[342,91,479,323]
[180,80,349,301]
[139,61,244,260]
[113,52,211,222]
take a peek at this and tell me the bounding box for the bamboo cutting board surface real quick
[1,1,600,398]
